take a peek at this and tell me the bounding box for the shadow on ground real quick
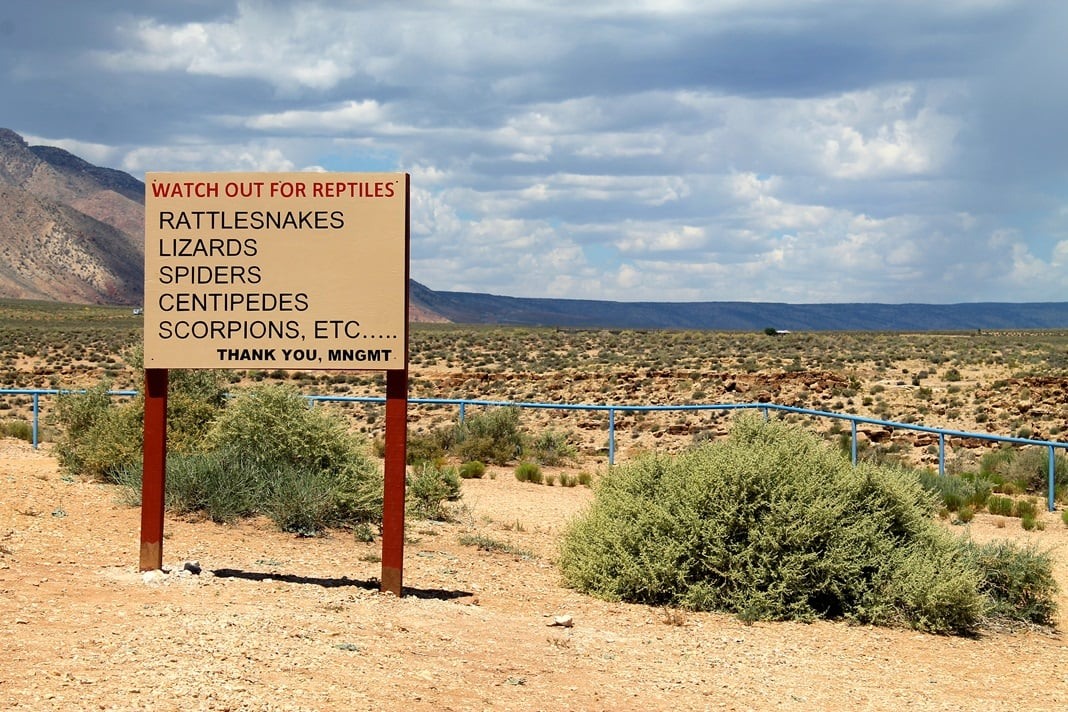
[211,568,474,601]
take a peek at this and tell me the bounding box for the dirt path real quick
[2,438,1067,711]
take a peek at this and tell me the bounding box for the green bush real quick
[970,540,1057,625]
[1008,447,1067,496]
[515,461,543,484]
[160,449,261,523]
[54,383,143,481]
[103,381,382,532]
[527,430,577,466]
[981,446,1067,500]
[0,419,33,442]
[1013,498,1038,520]
[405,408,562,468]
[559,415,1057,635]
[53,362,228,482]
[407,462,462,520]
[206,384,357,473]
[455,407,524,465]
[459,460,487,479]
[406,427,455,466]
[980,447,1015,478]
[918,471,993,513]
[165,371,227,455]
[987,495,1015,517]
[261,462,357,535]
[204,384,382,529]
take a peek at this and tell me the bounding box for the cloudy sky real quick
[3,1,1066,304]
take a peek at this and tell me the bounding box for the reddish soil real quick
[2,438,1067,711]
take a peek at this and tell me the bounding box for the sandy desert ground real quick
[2,437,1067,711]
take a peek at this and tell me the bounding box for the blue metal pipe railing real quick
[314,395,1067,511]
[3,388,1065,511]
[0,388,138,449]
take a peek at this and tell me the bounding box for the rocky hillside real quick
[0,128,144,304]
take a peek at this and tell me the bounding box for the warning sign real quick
[144,172,409,370]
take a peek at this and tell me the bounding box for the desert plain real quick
[1,301,1067,710]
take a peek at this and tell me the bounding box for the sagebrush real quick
[559,415,1057,635]
[55,367,383,532]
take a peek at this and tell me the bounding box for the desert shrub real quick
[980,447,1015,478]
[131,456,380,534]
[515,461,543,484]
[205,384,382,527]
[918,471,992,512]
[965,475,993,509]
[54,381,114,441]
[527,429,577,466]
[207,384,357,472]
[116,442,381,534]
[53,360,228,482]
[163,369,227,453]
[157,449,262,523]
[260,462,351,535]
[987,495,1015,517]
[459,460,486,479]
[54,383,143,481]
[980,446,1067,502]
[455,407,524,465]
[0,419,33,442]
[407,462,462,520]
[919,471,967,512]
[559,415,1056,635]
[122,346,227,456]
[1007,447,1067,496]
[406,427,455,466]
[996,481,1020,496]
[109,382,382,531]
[1013,498,1038,520]
[970,540,1057,625]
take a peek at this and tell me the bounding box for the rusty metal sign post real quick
[141,172,410,596]
[139,369,168,571]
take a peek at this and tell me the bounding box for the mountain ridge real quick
[0,128,144,304]
[409,280,1068,331]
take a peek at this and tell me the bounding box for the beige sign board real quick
[144,172,408,370]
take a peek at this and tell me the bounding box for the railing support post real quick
[139,369,168,572]
[851,420,858,466]
[32,393,39,449]
[1049,445,1057,513]
[608,408,616,466]
[381,369,408,596]
[939,433,946,477]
